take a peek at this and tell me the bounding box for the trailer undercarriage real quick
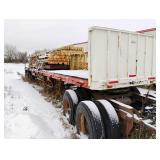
[25,67,156,139]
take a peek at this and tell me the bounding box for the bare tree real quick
[17,51,28,63]
[4,44,17,62]
[4,44,28,63]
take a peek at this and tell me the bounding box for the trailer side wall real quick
[88,27,156,90]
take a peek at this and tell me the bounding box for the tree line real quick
[4,44,28,63]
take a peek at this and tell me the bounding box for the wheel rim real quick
[79,113,89,136]
[63,99,71,115]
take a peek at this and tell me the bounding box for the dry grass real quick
[130,124,156,139]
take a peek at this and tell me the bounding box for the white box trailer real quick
[88,27,156,90]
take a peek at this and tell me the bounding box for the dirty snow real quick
[79,132,88,139]
[137,87,156,98]
[4,63,76,138]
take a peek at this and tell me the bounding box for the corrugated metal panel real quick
[88,27,155,90]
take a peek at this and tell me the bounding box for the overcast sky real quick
[4,19,155,53]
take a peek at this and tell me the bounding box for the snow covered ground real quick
[4,63,77,138]
[137,87,156,98]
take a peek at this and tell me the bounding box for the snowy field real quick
[4,63,77,138]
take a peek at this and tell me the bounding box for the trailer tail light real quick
[129,74,136,77]
[107,84,113,88]
[107,80,118,88]
[148,76,156,80]
[108,80,119,84]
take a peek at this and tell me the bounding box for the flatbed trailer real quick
[27,69,88,87]
[25,27,156,139]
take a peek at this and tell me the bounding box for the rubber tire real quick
[63,90,78,125]
[76,101,104,139]
[94,100,121,139]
